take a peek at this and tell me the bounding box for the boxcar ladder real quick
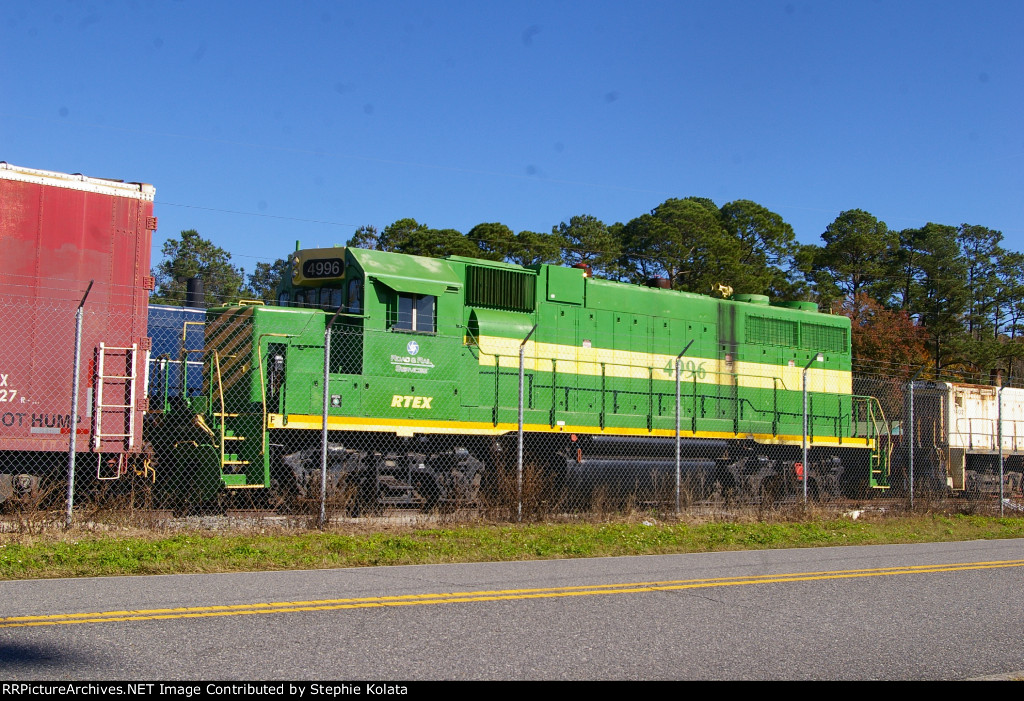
[93,342,139,479]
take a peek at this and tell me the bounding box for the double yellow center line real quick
[4,559,1023,628]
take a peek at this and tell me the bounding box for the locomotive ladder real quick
[211,350,260,485]
[862,396,892,489]
[93,342,139,479]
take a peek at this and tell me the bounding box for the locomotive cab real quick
[276,245,347,311]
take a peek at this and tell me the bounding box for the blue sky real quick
[3,1,1022,278]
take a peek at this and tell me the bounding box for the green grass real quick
[2,512,1024,580]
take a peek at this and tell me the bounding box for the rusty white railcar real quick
[911,381,1024,495]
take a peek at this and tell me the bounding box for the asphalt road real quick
[2,538,1024,680]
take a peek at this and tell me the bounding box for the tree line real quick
[150,198,1023,381]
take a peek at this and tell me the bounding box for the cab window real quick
[393,293,435,333]
[321,288,342,311]
[347,278,363,314]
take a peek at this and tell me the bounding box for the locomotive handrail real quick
[150,352,172,413]
[855,393,893,452]
[213,350,226,473]
[511,350,853,441]
[193,413,216,440]
[256,333,297,427]
[875,404,893,483]
[949,416,1024,452]
[954,417,982,449]
[181,321,205,355]
[322,310,364,318]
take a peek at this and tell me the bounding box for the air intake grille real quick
[466,266,536,312]
[801,323,848,353]
[747,315,798,347]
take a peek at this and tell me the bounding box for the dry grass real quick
[3,499,1024,581]
[3,472,1024,581]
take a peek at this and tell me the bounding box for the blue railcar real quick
[147,304,206,407]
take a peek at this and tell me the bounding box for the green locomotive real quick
[153,245,891,509]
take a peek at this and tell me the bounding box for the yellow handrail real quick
[861,395,893,462]
[213,350,226,470]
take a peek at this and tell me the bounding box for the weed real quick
[480,461,563,521]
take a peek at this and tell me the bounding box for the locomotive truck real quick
[152,244,892,510]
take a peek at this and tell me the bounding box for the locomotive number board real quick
[302,258,344,279]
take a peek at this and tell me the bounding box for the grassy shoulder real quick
[2,512,1024,580]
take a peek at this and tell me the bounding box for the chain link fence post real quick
[906,366,925,510]
[998,383,1005,517]
[518,347,523,523]
[65,280,93,528]
[801,353,822,506]
[674,341,693,516]
[908,376,914,510]
[518,325,537,523]
[675,358,681,516]
[320,307,345,528]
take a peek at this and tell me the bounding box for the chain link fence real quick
[2,293,1023,527]
[0,282,151,522]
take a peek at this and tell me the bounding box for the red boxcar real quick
[0,163,156,487]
